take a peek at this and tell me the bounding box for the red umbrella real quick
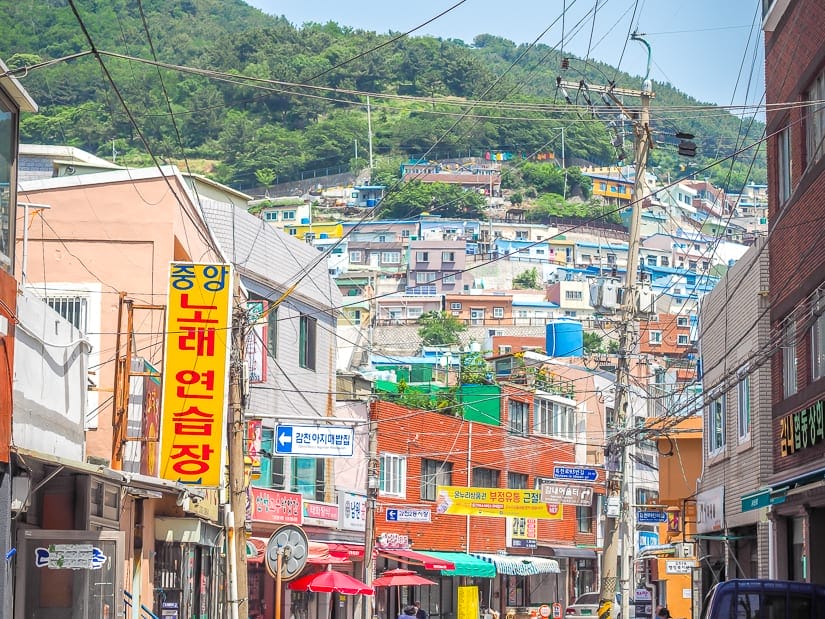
[289,570,375,595]
[372,569,438,587]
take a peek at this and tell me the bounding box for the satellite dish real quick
[265,524,308,582]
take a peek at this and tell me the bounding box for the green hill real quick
[0,0,765,193]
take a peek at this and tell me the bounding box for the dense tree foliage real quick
[417,311,467,347]
[378,181,487,219]
[0,0,766,193]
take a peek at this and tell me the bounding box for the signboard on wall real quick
[506,517,538,548]
[250,487,303,525]
[339,491,367,531]
[779,399,825,457]
[696,486,724,534]
[436,486,563,519]
[158,263,233,486]
[245,300,268,383]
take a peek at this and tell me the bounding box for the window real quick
[416,251,429,262]
[599,182,607,191]
[292,457,325,501]
[299,315,316,370]
[635,488,659,506]
[778,126,792,204]
[515,231,528,240]
[379,453,407,497]
[565,290,583,301]
[264,211,277,221]
[805,69,825,166]
[649,330,662,344]
[677,334,689,346]
[416,271,437,283]
[677,316,689,327]
[420,459,452,501]
[381,251,400,264]
[0,98,17,271]
[646,256,657,267]
[472,467,500,488]
[783,319,798,397]
[534,399,576,439]
[442,251,456,262]
[737,375,751,441]
[708,398,725,454]
[508,399,529,436]
[377,235,387,243]
[288,228,297,236]
[702,261,710,271]
[282,210,296,221]
[535,248,545,255]
[576,505,593,533]
[661,256,669,267]
[443,274,456,284]
[406,306,423,319]
[493,307,504,318]
[451,302,462,310]
[267,305,278,358]
[812,296,825,381]
[507,472,528,489]
[349,250,362,263]
[688,260,697,271]
[44,295,89,332]
[606,253,617,264]
[401,229,410,238]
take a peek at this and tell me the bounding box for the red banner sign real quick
[250,487,303,525]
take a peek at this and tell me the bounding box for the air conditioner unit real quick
[636,285,656,314]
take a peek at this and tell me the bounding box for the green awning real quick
[423,551,496,578]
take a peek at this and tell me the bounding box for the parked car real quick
[566,592,622,619]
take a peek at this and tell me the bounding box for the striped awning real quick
[471,553,560,575]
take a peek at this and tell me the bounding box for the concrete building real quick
[698,239,772,584]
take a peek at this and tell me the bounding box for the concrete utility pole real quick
[228,284,250,619]
[363,410,380,619]
[580,48,654,619]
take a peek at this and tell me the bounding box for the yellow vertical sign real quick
[457,586,479,619]
[159,263,233,486]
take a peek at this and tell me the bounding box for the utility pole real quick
[590,38,654,619]
[228,283,250,619]
[364,408,380,619]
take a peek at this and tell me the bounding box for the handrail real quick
[124,590,160,619]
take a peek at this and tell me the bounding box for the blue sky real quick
[245,0,765,108]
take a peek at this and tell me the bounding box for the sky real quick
[244,0,765,109]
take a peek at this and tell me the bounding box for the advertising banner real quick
[158,263,232,486]
[436,486,563,519]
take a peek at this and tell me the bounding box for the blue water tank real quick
[546,319,584,357]
[300,218,310,225]
[366,198,377,207]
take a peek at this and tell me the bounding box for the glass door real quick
[16,529,125,619]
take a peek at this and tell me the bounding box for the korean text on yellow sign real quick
[436,486,563,519]
[159,263,233,486]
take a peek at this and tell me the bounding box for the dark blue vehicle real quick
[701,579,825,619]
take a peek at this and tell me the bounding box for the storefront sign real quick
[552,466,598,482]
[377,533,409,549]
[636,510,667,524]
[245,300,268,383]
[696,486,724,533]
[159,263,233,486]
[457,586,479,619]
[637,530,659,551]
[436,486,563,519]
[386,508,431,523]
[665,560,694,574]
[185,488,220,522]
[35,544,108,570]
[779,399,825,457]
[506,517,538,549]
[246,419,263,469]
[250,487,302,525]
[303,500,340,527]
[339,491,367,531]
[539,482,594,506]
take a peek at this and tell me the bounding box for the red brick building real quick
[372,397,603,616]
[764,0,825,584]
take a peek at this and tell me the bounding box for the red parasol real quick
[372,569,438,587]
[288,570,375,595]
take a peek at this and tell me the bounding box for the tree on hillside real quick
[513,267,541,289]
[378,181,486,219]
[418,311,467,347]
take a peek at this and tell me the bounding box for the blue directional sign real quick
[553,465,598,482]
[275,425,355,457]
[386,508,431,523]
[636,510,668,524]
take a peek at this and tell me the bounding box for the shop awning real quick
[377,549,455,571]
[422,551,496,578]
[247,537,268,564]
[550,547,597,559]
[470,553,560,575]
[327,542,365,561]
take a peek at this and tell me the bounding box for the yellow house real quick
[585,173,633,205]
[284,221,343,241]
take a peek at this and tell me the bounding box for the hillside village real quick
[0,2,823,619]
